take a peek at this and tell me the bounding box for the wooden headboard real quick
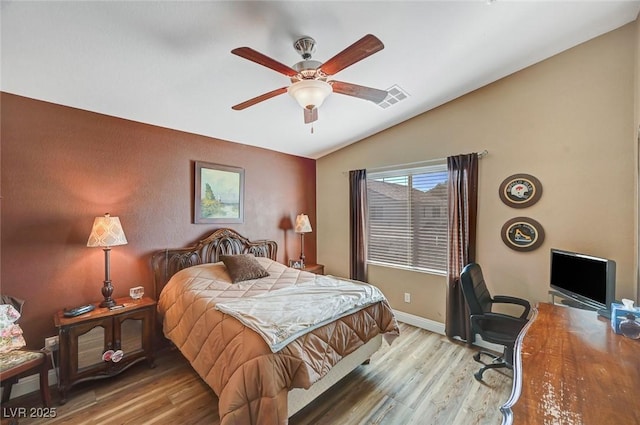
[151,228,278,300]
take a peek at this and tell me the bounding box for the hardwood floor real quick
[3,323,512,425]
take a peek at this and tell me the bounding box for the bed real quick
[152,228,399,425]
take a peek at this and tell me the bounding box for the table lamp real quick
[294,214,312,267]
[87,213,128,308]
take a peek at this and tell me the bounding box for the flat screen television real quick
[550,248,616,314]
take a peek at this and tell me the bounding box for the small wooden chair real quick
[0,297,52,408]
[0,349,52,407]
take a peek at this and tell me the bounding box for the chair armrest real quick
[492,295,531,319]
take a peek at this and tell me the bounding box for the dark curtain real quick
[445,153,479,343]
[349,169,368,282]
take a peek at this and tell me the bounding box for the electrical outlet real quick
[404,292,411,303]
[44,335,59,351]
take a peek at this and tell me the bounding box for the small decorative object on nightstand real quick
[302,263,324,275]
[288,259,303,269]
[54,296,156,404]
[129,286,144,300]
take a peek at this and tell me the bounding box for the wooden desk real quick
[501,303,640,424]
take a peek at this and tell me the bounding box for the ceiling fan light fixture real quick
[287,79,332,110]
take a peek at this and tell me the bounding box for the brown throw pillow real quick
[220,254,269,283]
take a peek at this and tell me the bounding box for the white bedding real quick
[215,275,386,352]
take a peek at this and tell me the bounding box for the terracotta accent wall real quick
[317,22,638,323]
[1,93,316,347]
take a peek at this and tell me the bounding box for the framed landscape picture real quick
[194,161,244,224]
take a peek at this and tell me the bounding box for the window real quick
[367,163,448,274]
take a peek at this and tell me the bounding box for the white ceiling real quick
[2,1,639,159]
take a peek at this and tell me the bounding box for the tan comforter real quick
[157,257,399,425]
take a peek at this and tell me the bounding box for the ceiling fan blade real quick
[320,34,384,76]
[232,87,288,110]
[304,107,318,124]
[231,47,299,77]
[331,81,388,103]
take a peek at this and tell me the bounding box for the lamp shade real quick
[87,213,128,247]
[294,214,312,233]
[287,80,332,110]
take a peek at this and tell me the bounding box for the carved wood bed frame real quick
[151,228,277,301]
[150,227,383,418]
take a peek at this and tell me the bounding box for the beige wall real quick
[317,22,638,323]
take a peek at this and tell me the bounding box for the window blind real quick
[367,163,448,273]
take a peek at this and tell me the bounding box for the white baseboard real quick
[393,309,503,353]
[393,310,446,335]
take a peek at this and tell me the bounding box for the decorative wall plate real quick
[501,217,545,252]
[499,174,542,208]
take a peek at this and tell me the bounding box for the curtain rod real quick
[349,150,488,174]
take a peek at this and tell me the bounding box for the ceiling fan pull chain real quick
[311,123,314,134]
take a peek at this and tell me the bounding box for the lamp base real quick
[100,280,116,308]
[299,233,306,268]
[99,298,116,308]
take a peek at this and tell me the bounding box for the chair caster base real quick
[473,350,502,364]
[472,350,512,381]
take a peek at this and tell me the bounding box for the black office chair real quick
[459,263,531,381]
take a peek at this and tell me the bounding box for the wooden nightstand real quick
[54,296,156,404]
[302,263,324,275]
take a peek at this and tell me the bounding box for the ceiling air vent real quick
[377,84,409,109]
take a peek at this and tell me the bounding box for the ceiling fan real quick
[231,34,388,125]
